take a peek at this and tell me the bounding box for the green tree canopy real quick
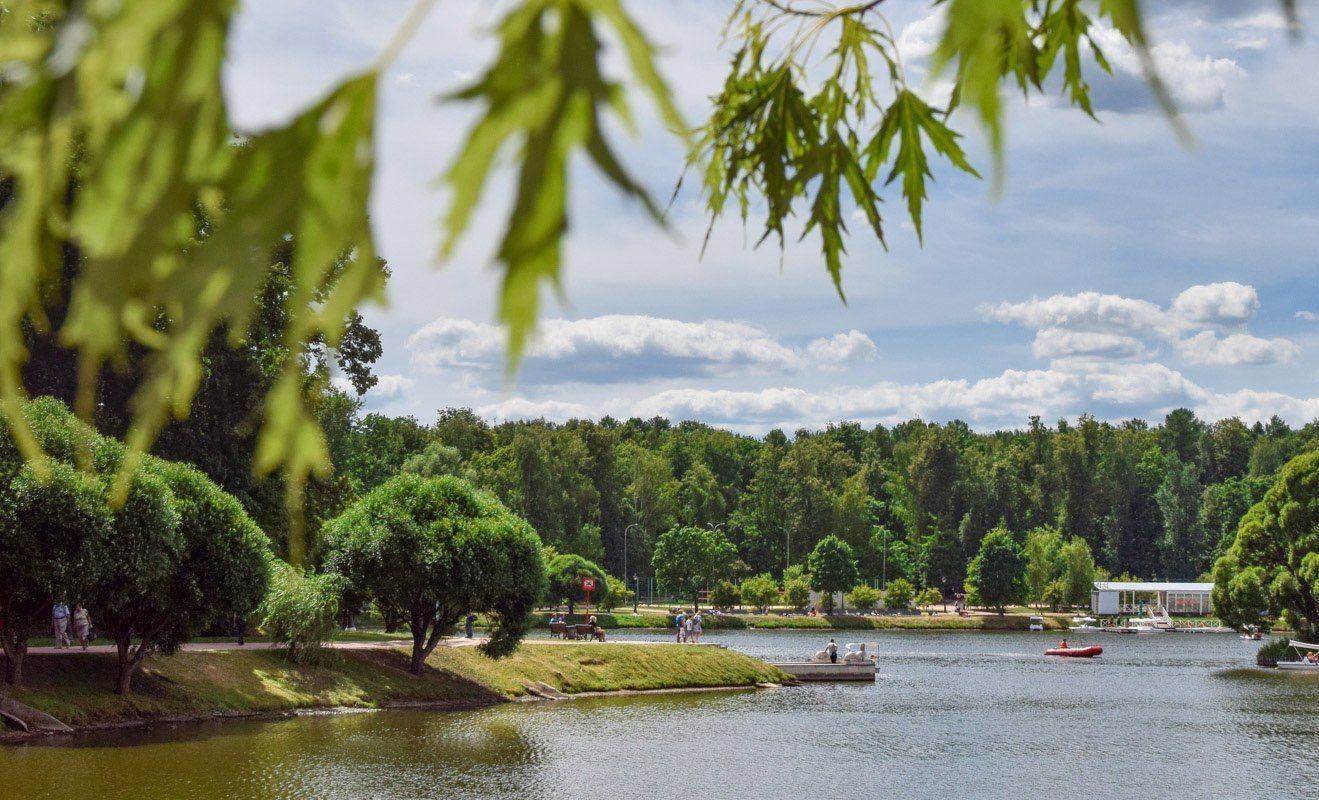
[1212,450,1319,640]
[544,553,610,616]
[966,525,1027,615]
[652,526,736,609]
[807,535,858,613]
[1024,526,1064,610]
[324,475,546,672]
[740,573,779,612]
[882,578,915,610]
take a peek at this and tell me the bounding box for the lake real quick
[4,629,1316,799]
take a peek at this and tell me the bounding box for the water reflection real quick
[4,631,1317,799]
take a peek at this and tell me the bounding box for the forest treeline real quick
[313,404,1319,594]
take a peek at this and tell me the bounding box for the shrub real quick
[1256,637,1292,667]
[259,561,344,665]
[740,573,779,612]
[883,578,915,610]
[846,584,881,612]
[599,575,633,611]
[915,587,943,608]
[783,577,811,610]
[709,580,740,610]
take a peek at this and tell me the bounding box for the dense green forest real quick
[309,400,1318,595]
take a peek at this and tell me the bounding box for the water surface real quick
[4,630,1316,799]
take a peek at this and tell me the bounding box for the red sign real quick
[581,577,596,591]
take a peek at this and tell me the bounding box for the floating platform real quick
[771,661,877,682]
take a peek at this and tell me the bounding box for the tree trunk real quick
[114,632,147,695]
[567,598,575,616]
[1,628,24,687]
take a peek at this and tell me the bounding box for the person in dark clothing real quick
[826,638,838,664]
[236,615,247,646]
[465,613,477,639]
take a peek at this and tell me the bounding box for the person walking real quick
[236,615,247,647]
[825,638,838,664]
[465,613,478,639]
[692,611,703,643]
[682,614,694,644]
[72,605,91,650]
[674,610,687,643]
[51,601,71,648]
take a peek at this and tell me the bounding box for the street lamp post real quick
[623,522,640,592]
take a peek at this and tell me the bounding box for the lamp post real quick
[623,522,640,592]
[880,526,888,590]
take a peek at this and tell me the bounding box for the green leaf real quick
[441,0,684,368]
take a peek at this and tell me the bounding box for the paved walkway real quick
[21,636,708,657]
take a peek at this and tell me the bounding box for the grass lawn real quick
[5,642,786,730]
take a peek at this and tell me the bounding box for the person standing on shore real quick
[465,613,477,639]
[825,639,838,664]
[72,605,91,650]
[682,614,694,644]
[51,601,71,648]
[674,610,686,643]
[692,612,703,643]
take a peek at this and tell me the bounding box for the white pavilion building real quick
[1090,581,1214,616]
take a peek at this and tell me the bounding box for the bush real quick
[259,561,344,665]
[709,580,740,610]
[544,553,610,614]
[783,577,811,610]
[1255,637,1292,667]
[599,574,633,611]
[846,584,881,612]
[883,578,915,610]
[740,573,779,612]
[915,587,943,608]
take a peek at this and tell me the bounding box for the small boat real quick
[1276,640,1319,671]
[1070,615,1101,631]
[1240,626,1263,641]
[1045,645,1103,658]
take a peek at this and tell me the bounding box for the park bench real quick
[548,621,568,639]
[574,623,605,641]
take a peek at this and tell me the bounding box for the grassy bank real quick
[4,643,785,732]
[537,611,1068,631]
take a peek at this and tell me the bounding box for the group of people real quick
[545,612,607,641]
[673,609,703,643]
[51,602,92,650]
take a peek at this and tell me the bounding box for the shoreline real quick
[1,642,787,745]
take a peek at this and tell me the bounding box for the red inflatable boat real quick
[1045,645,1103,658]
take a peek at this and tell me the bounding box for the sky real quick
[225,0,1319,434]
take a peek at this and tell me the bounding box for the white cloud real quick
[985,283,1299,368]
[1087,27,1246,113]
[1170,281,1259,325]
[332,373,415,400]
[980,291,1169,337]
[476,397,595,423]
[1296,310,1317,321]
[1031,329,1148,361]
[1177,331,1300,366]
[407,314,874,383]
[806,330,878,369]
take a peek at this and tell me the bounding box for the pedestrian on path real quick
[682,614,694,643]
[674,610,686,643]
[465,613,477,639]
[692,612,703,643]
[236,615,246,646]
[72,605,91,650]
[51,602,71,648]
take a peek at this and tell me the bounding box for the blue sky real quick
[226,0,1319,432]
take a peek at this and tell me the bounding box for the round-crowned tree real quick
[740,573,779,613]
[544,553,610,616]
[1212,450,1319,640]
[0,462,111,686]
[808,535,858,614]
[652,526,736,610]
[324,475,546,673]
[965,525,1027,616]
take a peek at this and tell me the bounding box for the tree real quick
[965,526,1026,615]
[915,586,943,609]
[598,574,633,612]
[258,562,344,665]
[709,580,740,611]
[1212,450,1319,640]
[324,475,546,673]
[846,584,880,612]
[740,573,779,613]
[1157,455,1207,579]
[1024,527,1064,610]
[1058,537,1096,609]
[653,526,736,610]
[545,553,610,616]
[783,577,811,611]
[882,578,915,611]
[0,463,110,686]
[401,441,465,479]
[87,464,185,695]
[677,463,725,529]
[807,535,858,614]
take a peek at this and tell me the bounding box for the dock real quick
[770,661,877,682]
